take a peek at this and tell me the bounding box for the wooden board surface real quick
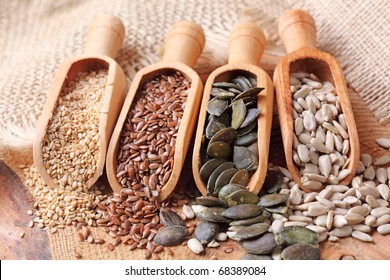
[1,55,389,260]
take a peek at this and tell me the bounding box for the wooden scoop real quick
[192,22,274,195]
[106,21,205,201]
[33,13,127,189]
[273,9,359,191]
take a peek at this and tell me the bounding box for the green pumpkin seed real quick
[159,208,185,227]
[207,162,235,195]
[232,87,263,103]
[239,108,260,129]
[229,169,250,187]
[195,207,231,223]
[212,82,242,91]
[262,170,284,194]
[245,101,257,109]
[233,76,252,91]
[229,214,268,226]
[225,189,260,206]
[257,193,289,207]
[218,183,247,201]
[194,221,220,244]
[240,232,277,255]
[209,127,236,145]
[234,132,257,146]
[242,253,272,260]
[222,204,262,220]
[276,226,318,246]
[248,76,257,87]
[214,168,238,195]
[234,223,270,240]
[231,99,246,129]
[264,204,288,214]
[245,142,259,171]
[207,98,228,116]
[206,141,232,159]
[281,244,321,260]
[233,146,253,169]
[205,114,229,139]
[227,87,243,95]
[210,87,235,98]
[199,158,227,183]
[196,196,228,207]
[154,226,188,246]
[237,121,257,137]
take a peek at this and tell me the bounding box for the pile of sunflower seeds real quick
[282,153,390,243]
[189,169,321,260]
[200,75,262,194]
[290,72,351,190]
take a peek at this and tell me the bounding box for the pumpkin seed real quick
[225,189,260,206]
[233,76,252,91]
[194,221,220,244]
[207,162,235,195]
[159,208,185,227]
[154,226,188,246]
[199,158,227,183]
[205,113,230,139]
[195,207,231,223]
[232,87,263,103]
[196,196,228,207]
[222,204,262,220]
[242,253,272,260]
[218,183,247,201]
[276,226,318,246]
[209,127,236,145]
[240,232,277,254]
[236,121,257,137]
[234,223,270,240]
[262,170,284,194]
[206,141,232,159]
[233,146,253,169]
[212,82,242,91]
[264,204,288,214]
[281,243,320,260]
[248,76,257,87]
[257,193,289,207]
[233,132,257,146]
[239,108,260,129]
[229,169,250,186]
[207,98,229,116]
[214,168,238,195]
[210,87,235,98]
[229,214,268,226]
[228,87,243,95]
[231,99,246,129]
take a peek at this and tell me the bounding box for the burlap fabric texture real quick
[1,0,389,153]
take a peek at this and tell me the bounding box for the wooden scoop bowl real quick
[192,23,274,195]
[273,9,359,191]
[33,14,127,189]
[106,21,205,201]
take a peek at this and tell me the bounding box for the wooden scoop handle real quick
[279,9,317,53]
[228,22,266,65]
[85,13,125,58]
[162,21,205,67]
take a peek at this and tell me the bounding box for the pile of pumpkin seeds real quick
[200,75,263,194]
[290,72,351,190]
[189,169,321,260]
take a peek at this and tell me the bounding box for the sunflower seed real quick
[376,138,390,149]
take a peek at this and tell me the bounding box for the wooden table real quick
[1,54,389,260]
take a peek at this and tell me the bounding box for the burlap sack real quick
[1,0,389,153]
